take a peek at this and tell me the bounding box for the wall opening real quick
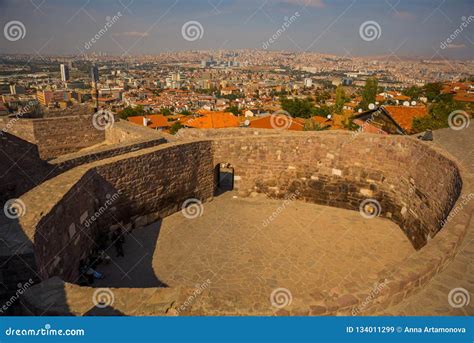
[215,162,234,195]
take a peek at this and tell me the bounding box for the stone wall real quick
[0,133,51,202]
[0,115,105,160]
[0,119,167,201]
[33,116,105,160]
[10,131,471,316]
[21,141,214,282]
[212,131,462,249]
[0,118,36,143]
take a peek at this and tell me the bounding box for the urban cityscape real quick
[0,0,473,341]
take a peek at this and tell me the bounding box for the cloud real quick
[393,11,416,20]
[113,31,149,37]
[446,43,466,49]
[279,0,325,8]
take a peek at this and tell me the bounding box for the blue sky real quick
[0,0,473,58]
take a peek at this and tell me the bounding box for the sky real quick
[0,0,473,59]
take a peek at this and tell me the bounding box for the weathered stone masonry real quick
[12,130,471,315]
[212,132,462,250]
[22,141,214,282]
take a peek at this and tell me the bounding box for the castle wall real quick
[212,132,462,249]
[26,141,214,282]
[33,116,105,160]
[14,131,471,315]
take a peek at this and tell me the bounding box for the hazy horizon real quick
[0,0,473,59]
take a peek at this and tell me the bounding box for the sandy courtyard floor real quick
[96,192,414,313]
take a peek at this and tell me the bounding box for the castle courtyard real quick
[94,192,414,314]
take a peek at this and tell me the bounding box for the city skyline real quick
[0,0,473,59]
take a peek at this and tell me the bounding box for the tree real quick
[312,105,332,118]
[280,97,314,118]
[334,85,346,114]
[118,105,146,119]
[160,107,173,116]
[179,110,192,116]
[360,77,378,110]
[169,121,183,135]
[422,82,443,102]
[315,90,331,104]
[412,97,465,133]
[402,86,421,100]
[225,105,240,116]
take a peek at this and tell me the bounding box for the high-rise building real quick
[10,84,25,95]
[60,64,70,82]
[91,66,99,83]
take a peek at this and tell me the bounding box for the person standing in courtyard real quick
[111,228,125,257]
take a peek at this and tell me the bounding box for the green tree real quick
[280,97,314,118]
[422,82,443,102]
[334,85,346,114]
[118,105,146,119]
[402,86,421,100]
[179,110,192,116]
[412,98,465,133]
[360,77,378,110]
[225,105,240,116]
[312,105,332,118]
[316,91,331,104]
[160,107,173,116]
[169,121,183,135]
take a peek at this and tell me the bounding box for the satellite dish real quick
[368,103,375,110]
[327,114,332,119]
[403,101,410,106]
[244,119,250,126]
[411,101,416,106]
[358,109,363,113]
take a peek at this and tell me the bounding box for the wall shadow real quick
[92,220,168,288]
[0,133,53,203]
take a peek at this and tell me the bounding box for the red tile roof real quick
[127,114,169,128]
[248,115,304,131]
[184,111,240,129]
[382,105,428,132]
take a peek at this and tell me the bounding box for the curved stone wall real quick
[15,131,472,315]
[212,131,462,250]
[20,141,214,282]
